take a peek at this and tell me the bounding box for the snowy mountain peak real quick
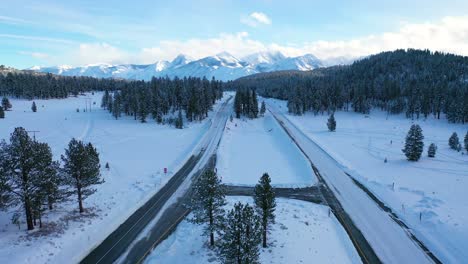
[29,51,345,81]
[170,54,192,68]
[214,52,241,64]
[243,51,286,65]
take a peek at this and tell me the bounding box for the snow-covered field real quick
[216,112,316,187]
[145,196,361,264]
[267,99,468,263]
[0,93,225,264]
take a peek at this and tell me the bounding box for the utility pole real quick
[26,130,40,141]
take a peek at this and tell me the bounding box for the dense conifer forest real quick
[102,77,223,124]
[0,71,125,99]
[228,49,468,123]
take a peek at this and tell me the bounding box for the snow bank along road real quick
[267,105,436,264]
[80,97,232,264]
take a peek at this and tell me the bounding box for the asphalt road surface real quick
[80,97,232,264]
[267,105,437,264]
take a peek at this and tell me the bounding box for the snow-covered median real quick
[0,93,225,264]
[145,196,361,264]
[267,98,468,263]
[216,112,316,187]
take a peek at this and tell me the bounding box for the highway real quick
[80,97,232,264]
[267,105,436,264]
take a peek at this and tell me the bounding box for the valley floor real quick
[0,93,227,263]
[216,111,316,187]
[266,98,468,263]
[145,196,362,264]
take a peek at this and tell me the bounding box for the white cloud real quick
[18,51,50,59]
[292,16,468,60]
[139,32,265,63]
[70,43,130,65]
[241,12,272,27]
[0,34,75,44]
[49,16,468,66]
[0,15,28,25]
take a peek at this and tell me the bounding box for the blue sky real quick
[1,0,468,68]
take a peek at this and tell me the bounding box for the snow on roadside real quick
[0,93,227,264]
[145,197,361,264]
[216,111,316,187]
[266,98,468,263]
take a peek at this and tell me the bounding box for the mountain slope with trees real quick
[229,49,468,123]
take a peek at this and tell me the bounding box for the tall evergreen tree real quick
[251,90,259,118]
[428,143,437,158]
[31,101,37,112]
[402,124,424,161]
[112,92,121,119]
[30,142,59,227]
[175,110,184,129]
[61,139,103,213]
[260,101,266,116]
[449,132,459,150]
[0,128,58,230]
[101,90,110,109]
[191,170,226,247]
[1,97,11,110]
[464,131,468,152]
[327,113,336,132]
[234,91,242,118]
[0,106,4,118]
[254,173,276,248]
[219,202,262,264]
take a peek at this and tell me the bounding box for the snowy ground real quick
[267,99,468,263]
[216,111,316,187]
[0,93,226,264]
[145,196,361,264]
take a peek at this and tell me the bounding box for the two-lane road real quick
[81,97,232,264]
[268,104,435,264]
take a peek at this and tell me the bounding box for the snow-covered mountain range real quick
[29,52,351,81]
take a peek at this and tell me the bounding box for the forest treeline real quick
[227,49,468,123]
[0,71,125,99]
[102,76,223,124]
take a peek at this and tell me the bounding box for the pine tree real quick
[61,139,103,213]
[112,92,121,119]
[1,97,12,110]
[234,91,242,118]
[31,101,37,112]
[30,142,60,227]
[191,170,226,247]
[251,90,259,118]
[327,113,336,132]
[175,110,183,129]
[464,131,468,152]
[428,143,437,158]
[0,128,58,230]
[449,132,459,150]
[260,101,266,116]
[254,173,276,248]
[101,90,110,109]
[402,124,424,161]
[0,106,4,118]
[219,202,262,264]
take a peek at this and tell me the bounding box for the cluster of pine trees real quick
[191,171,276,263]
[402,125,468,161]
[229,49,468,123]
[0,72,125,99]
[101,77,223,125]
[0,128,103,230]
[233,88,264,118]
